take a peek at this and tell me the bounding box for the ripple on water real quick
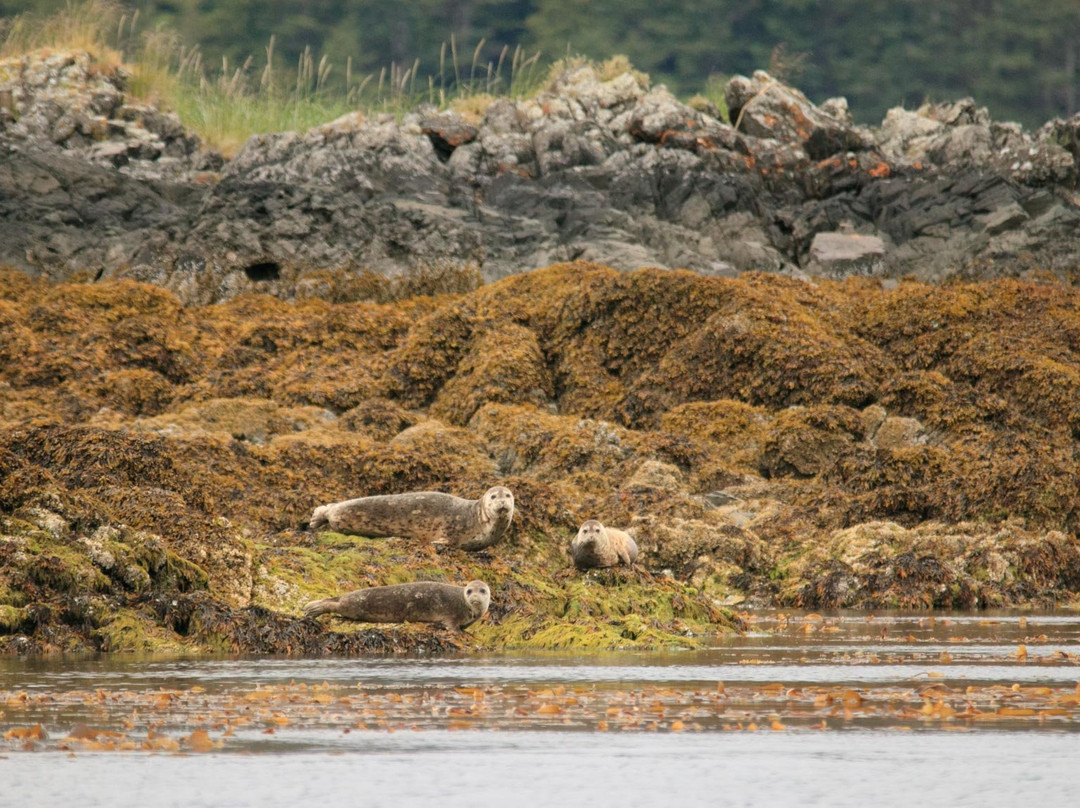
[2,610,1079,806]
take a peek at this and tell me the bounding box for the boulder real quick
[805,230,887,277]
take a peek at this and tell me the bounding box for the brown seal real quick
[303,580,491,631]
[308,486,514,551]
[570,519,639,569]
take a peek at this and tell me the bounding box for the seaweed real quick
[3,265,1080,653]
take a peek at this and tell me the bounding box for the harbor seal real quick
[303,580,491,631]
[570,520,639,569]
[308,486,514,551]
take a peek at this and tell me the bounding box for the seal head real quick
[472,485,514,548]
[463,579,491,620]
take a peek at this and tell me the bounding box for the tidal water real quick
[2,610,1079,807]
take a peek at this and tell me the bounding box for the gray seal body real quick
[308,486,514,551]
[570,520,639,569]
[303,580,491,630]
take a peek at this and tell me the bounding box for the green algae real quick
[252,529,736,651]
[0,604,25,632]
[92,609,189,654]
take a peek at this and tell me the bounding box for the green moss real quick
[249,524,735,651]
[0,585,27,607]
[0,604,25,631]
[91,609,187,654]
[24,547,111,594]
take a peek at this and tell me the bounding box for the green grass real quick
[0,1,547,156]
[0,0,125,62]
[0,1,725,157]
[689,73,731,124]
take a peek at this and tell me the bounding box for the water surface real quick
[3,610,1078,806]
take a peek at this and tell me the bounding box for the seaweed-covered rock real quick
[781,521,1080,609]
[4,266,1080,654]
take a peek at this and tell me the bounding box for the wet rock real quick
[785,521,1080,609]
[868,415,929,450]
[16,507,70,539]
[760,406,863,479]
[623,459,684,494]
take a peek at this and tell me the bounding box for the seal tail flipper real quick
[308,505,330,531]
[303,597,338,618]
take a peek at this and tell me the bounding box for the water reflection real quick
[3,610,1079,806]
[1,609,1078,750]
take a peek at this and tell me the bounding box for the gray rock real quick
[3,50,1080,300]
[0,51,219,184]
[982,202,1029,235]
[806,231,887,277]
[725,70,869,158]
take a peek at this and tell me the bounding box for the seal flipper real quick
[303,596,339,618]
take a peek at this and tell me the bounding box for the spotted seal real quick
[303,580,491,631]
[570,519,639,569]
[308,486,514,551]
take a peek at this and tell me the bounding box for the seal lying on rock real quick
[308,486,514,551]
[303,580,491,631]
[571,520,639,569]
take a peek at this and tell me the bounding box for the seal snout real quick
[577,519,603,541]
[485,486,515,515]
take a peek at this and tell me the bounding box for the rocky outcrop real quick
[3,52,1080,302]
[0,50,221,179]
[4,264,1080,654]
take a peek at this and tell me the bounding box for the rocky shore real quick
[2,50,1080,654]
[4,50,1080,303]
[2,263,1080,653]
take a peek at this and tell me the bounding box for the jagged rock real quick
[982,202,1029,235]
[725,69,870,158]
[1039,112,1080,162]
[420,111,479,161]
[3,50,1080,300]
[0,49,219,183]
